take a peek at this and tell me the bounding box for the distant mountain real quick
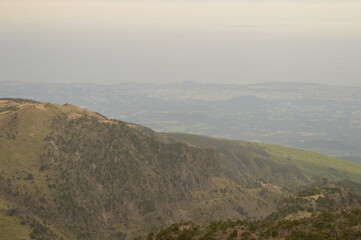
[2,81,361,165]
[1,99,361,239]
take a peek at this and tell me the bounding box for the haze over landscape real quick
[1,1,361,240]
[1,0,361,85]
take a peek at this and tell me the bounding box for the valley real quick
[1,81,361,164]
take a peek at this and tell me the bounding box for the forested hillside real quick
[1,99,361,239]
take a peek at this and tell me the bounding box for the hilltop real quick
[1,99,361,239]
[0,99,221,239]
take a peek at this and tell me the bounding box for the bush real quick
[227,230,238,240]
[6,208,18,216]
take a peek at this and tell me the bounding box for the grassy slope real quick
[0,198,31,240]
[165,133,361,186]
[0,100,108,239]
[264,144,361,183]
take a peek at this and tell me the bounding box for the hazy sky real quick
[0,0,360,86]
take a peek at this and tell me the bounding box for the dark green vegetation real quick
[143,208,361,240]
[141,184,361,240]
[1,98,361,239]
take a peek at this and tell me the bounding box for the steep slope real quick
[1,99,361,240]
[165,133,361,187]
[0,99,222,239]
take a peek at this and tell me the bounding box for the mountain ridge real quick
[1,98,361,239]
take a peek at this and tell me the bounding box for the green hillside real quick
[0,99,222,239]
[1,99,361,239]
[165,133,361,187]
